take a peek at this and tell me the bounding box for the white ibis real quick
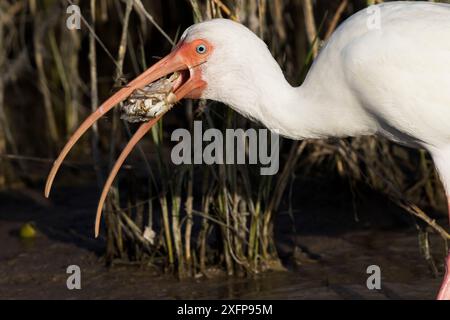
[44,2,450,299]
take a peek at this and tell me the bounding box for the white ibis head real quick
[45,19,275,237]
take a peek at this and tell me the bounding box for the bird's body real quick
[310,1,450,148]
[45,1,450,299]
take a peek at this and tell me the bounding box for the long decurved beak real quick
[44,42,207,237]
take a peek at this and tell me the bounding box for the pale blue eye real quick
[196,44,207,54]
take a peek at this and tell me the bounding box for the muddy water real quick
[0,186,445,300]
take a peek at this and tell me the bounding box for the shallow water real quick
[0,186,445,300]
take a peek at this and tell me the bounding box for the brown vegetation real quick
[0,0,448,278]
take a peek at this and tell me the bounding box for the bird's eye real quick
[196,44,207,54]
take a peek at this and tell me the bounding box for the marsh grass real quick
[1,0,448,277]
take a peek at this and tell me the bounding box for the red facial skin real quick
[44,39,213,237]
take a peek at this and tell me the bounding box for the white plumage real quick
[192,3,450,146]
[45,1,450,299]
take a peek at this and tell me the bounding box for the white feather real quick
[184,2,450,181]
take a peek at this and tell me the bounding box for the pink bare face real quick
[45,39,214,237]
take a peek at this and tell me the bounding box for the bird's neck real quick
[228,62,375,140]
[251,81,329,140]
[228,72,353,140]
[211,41,375,140]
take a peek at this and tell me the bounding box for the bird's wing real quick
[336,2,450,147]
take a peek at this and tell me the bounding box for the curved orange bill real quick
[94,117,162,237]
[45,50,181,199]
[44,40,208,237]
